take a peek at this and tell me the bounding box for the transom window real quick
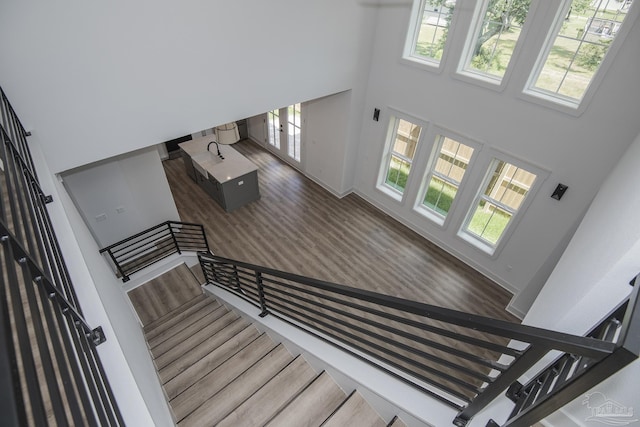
[527,0,634,104]
[417,135,475,223]
[462,159,537,251]
[404,0,455,66]
[460,0,533,83]
[380,118,422,196]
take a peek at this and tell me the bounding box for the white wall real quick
[2,0,639,318]
[0,0,376,175]
[304,91,352,196]
[523,130,640,426]
[61,146,179,247]
[29,138,173,427]
[351,1,640,306]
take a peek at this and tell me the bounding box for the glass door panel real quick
[286,103,301,163]
[267,109,281,149]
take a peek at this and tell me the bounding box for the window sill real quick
[453,70,507,93]
[518,88,585,118]
[399,56,443,75]
[413,205,445,227]
[457,231,498,258]
[376,184,404,203]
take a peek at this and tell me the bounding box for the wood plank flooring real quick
[163,140,518,323]
[128,263,202,326]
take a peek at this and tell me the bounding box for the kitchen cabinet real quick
[179,136,260,212]
[181,148,197,181]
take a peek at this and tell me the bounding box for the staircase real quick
[130,264,406,427]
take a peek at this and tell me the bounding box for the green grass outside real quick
[466,201,511,245]
[414,6,618,99]
[387,162,511,244]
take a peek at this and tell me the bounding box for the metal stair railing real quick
[1,86,123,426]
[99,220,210,282]
[198,251,639,427]
[493,277,640,427]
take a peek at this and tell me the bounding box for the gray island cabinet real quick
[179,136,260,212]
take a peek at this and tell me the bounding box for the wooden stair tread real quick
[163,322,258,397]
[149,304,231,358]
[146,299,222,350]
[178,344,294,427]
[217,355,318,427]
[144,294,211,339]
[322,391,386,427]
[387,415,408,427]
[265,370,346,427]
[153,310,240,370]
[170,333,278,423]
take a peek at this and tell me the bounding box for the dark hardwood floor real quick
[162,140,518,323]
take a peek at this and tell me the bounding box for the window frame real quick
[377,112,427,202]
[402,0,458,72]
[521,0,638,116]
[457,151,548,257]
[455,0,539,91]
[413,129,482,228]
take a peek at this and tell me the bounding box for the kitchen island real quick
[179,136,260,212]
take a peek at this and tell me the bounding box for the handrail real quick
[1,87,123,425]
[99,220,210,282]
[198,252,639,426]
[496,278,640,427]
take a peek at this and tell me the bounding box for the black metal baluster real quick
[255,272,269,317]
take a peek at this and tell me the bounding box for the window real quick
[461,159,537,253]
[460,0,533,83]
[267,109,281,149]
[526,0,634,106]
[287,103,301,162]
[404,0,455,67]
[417,135,475,224]
[379,118,422,197]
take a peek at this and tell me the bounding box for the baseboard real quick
[352,189,518,297]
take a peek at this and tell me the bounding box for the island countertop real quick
[179,135,258,183]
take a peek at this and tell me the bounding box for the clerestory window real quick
[525,0,635,108]
[404,0,456,68]
[459,0,533,85]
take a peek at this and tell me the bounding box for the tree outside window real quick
[529,0,632,103]
[407,0,456,65]
[462,0,533,81]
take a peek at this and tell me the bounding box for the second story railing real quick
[99,220,210,282]
[1,86,123,426]
[198,251,639,427]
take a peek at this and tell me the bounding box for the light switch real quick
[116,206,126,214]
[95,213,107,222]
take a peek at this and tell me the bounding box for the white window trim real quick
[413,128,483,229]
[376,110,429,203]
[520,0,639,117]
[401,0,459,73]
[454,0,541,92]
[457,150,549,258]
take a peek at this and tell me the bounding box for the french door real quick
[267,103,302,164]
